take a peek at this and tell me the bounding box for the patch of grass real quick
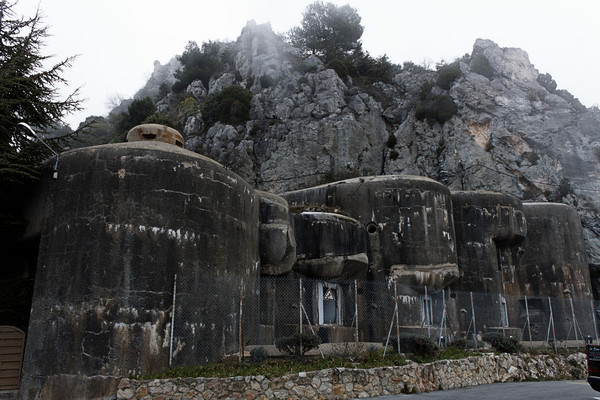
[411,347,483,364]
[137,353,408,380]
[438,347,480,360]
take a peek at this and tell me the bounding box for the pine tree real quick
[0,0,81,278]
[288,1,364,63]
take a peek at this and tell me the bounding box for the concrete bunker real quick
[282,175,459,288]
[19,138,260,398]
[126,123,184,148]
[15,125,597,398]
[257,190,296,276]
[292,212,369,280]
[500,202,593,340]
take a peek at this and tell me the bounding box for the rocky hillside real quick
[104,21,600,268]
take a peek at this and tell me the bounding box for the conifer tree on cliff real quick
[0,1,81,279]
[288,1,364,63]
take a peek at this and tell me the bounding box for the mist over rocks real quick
[107,22,600,266]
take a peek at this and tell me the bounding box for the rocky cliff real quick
[128,21,600,268]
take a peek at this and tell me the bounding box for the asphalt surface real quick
[360,380,600,399]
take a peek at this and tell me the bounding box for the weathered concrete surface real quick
[503,202,592,299]
[450,191,526,294]
[37,375,120,400]
[126,123,184,148]
[257,190,296,275]
[292,212,368,280]
[282,175,459,287]
[19,141,260,400]
[499,203,594,340]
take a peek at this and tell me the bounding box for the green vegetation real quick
[288,1,363,63]
[470,53,494,79]
[201,85,253,127]
[172,40,227,93]
[536,72,586,112]
[259,75,274,88]
[275,333,321,357]
[327,51,397,85]
[436,61,462,90]
[143,112,180,131]
[139,351,408,380]
[138,341,486,381]
[71,116,121,147]
[386,134,397,148]
[447,337,470,350]
[482,332,522,354]
[537,72,558,93]
[415,81,458,124]
[114,97,156,135]
[558,177,573,198]
[289,2,396,85]
[0,1,81,281]
[249,347,269,363]
[388,333,439,358]
[411,59,464,124]
[402,61,427,73]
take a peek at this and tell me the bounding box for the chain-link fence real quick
[169,274,600,364]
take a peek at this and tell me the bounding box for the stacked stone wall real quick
[117,352,586,400]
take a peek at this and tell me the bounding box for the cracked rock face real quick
[170,24,599,270]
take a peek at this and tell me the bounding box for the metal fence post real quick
[591,299,599,344]
[394,280,401,354]
[354,279,359,346]
[546,296,557,352]
[383,300,397,358]
[299,278,303,356]
[239,281,244,364]
[272,279,277,345]
[169,273,177,367]
[439,289,447,347]
[523,295,533,347]
[425,286,430,338]
[499,293,506,337]
[470,291,477,350]
[568,296,579,349]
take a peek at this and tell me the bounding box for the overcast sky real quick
[13,0,600,128]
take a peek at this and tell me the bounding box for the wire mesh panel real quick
[259,276,361,345]
[171,274,258,366]
[171,274,600,363]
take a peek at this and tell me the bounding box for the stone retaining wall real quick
[117,352,586,400]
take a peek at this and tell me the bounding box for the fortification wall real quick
[19,141,260,399]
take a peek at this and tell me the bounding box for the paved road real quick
[361,380,600,399]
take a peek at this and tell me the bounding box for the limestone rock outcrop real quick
[140,23,599,270]
[21,123,594,399]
